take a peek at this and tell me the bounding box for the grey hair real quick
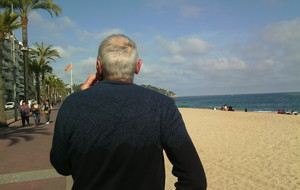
[97,34,139,82]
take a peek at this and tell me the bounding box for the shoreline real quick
[177,107,298,115]
[173,92,300,113]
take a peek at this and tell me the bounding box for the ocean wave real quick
[255,111,274,113]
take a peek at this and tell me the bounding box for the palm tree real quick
[29,59,52,103]
[29,42,59,104]
[40,64,53,82]
[43,74,66,104]
[0,0,62,102]
[0,9,21,127]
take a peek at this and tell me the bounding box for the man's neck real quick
[105,79,133,83]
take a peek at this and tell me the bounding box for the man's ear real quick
[135,59,142,74]
[96,60,103,74]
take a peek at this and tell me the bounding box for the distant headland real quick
[140,85,177,97]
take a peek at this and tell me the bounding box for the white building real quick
[2,33,34,103]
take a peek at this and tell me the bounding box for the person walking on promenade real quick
[31,101,42,126]
[19,101,31,127]
[50,34,207,190]
[43,100,52,124]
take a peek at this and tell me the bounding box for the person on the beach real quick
[50,34,207,190]
[43,100,52,124]
[291,110,298,115]
[31,101,42,126]
[19,101,31,127]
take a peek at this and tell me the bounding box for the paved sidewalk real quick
[0,107,73,190]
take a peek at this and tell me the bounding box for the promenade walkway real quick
[0,107,73,190]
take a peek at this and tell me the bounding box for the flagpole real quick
[71,63,73,93]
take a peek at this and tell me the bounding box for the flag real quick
[64,64,72,71]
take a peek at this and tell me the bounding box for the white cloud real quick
[134,17,299,96]
[136,63,182,89]
[260,18,300,52]
[231,43,272,60]
[254,59,275,70]
[232,17,300,79]
[95,29,124,40]
[78,30,91,41]
[77,57,97,67]
[29,12,56,31]
[160,55,186,64]
[54,46,67,57]
[188,57,247,71]
[58,16,77,28]
[155,36,212,56]
[139,63,160,74]
[26,12,78,45]
[222,17,300,94]
[29,11,43,22]
[29,12,76,30]
[53,46,87,58]
[67,57,97,84]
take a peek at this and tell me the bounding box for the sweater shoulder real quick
[136,85,175,102]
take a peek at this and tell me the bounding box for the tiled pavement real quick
[0,108,73,190]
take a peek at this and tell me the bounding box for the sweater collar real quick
[100,80,133,85]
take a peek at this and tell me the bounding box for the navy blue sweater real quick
[50,80,206,190]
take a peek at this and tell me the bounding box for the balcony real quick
[3,50,12,60]
[4,82,14,90]
[17,87,23,93]
[2,72,13,81]
[2,59,10,67]
[18,83,24,88]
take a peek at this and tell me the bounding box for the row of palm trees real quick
[30,42,61,103]
[1,0,62,102]
[43,74,67,105]
[0,0,63,127]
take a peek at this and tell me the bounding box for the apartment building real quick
[2,33,34,103]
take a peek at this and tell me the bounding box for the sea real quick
[173,92,300,112]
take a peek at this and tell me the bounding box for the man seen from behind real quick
[50,34,207,190]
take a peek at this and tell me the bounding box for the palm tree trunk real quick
[35,76,41,104]
[54,88,57,104]
[0,35,8,127]
[46,85,49,100]
[21,16,29,102]
[50,87,53,103]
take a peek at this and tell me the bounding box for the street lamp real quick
[21,46,29,103]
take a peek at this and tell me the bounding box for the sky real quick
[13,0,300,96]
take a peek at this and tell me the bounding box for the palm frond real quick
[32,0,62,17]
[0,9,21,33]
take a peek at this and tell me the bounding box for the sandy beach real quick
[164,108,300,190]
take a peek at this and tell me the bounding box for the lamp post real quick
[21,46,29,103]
